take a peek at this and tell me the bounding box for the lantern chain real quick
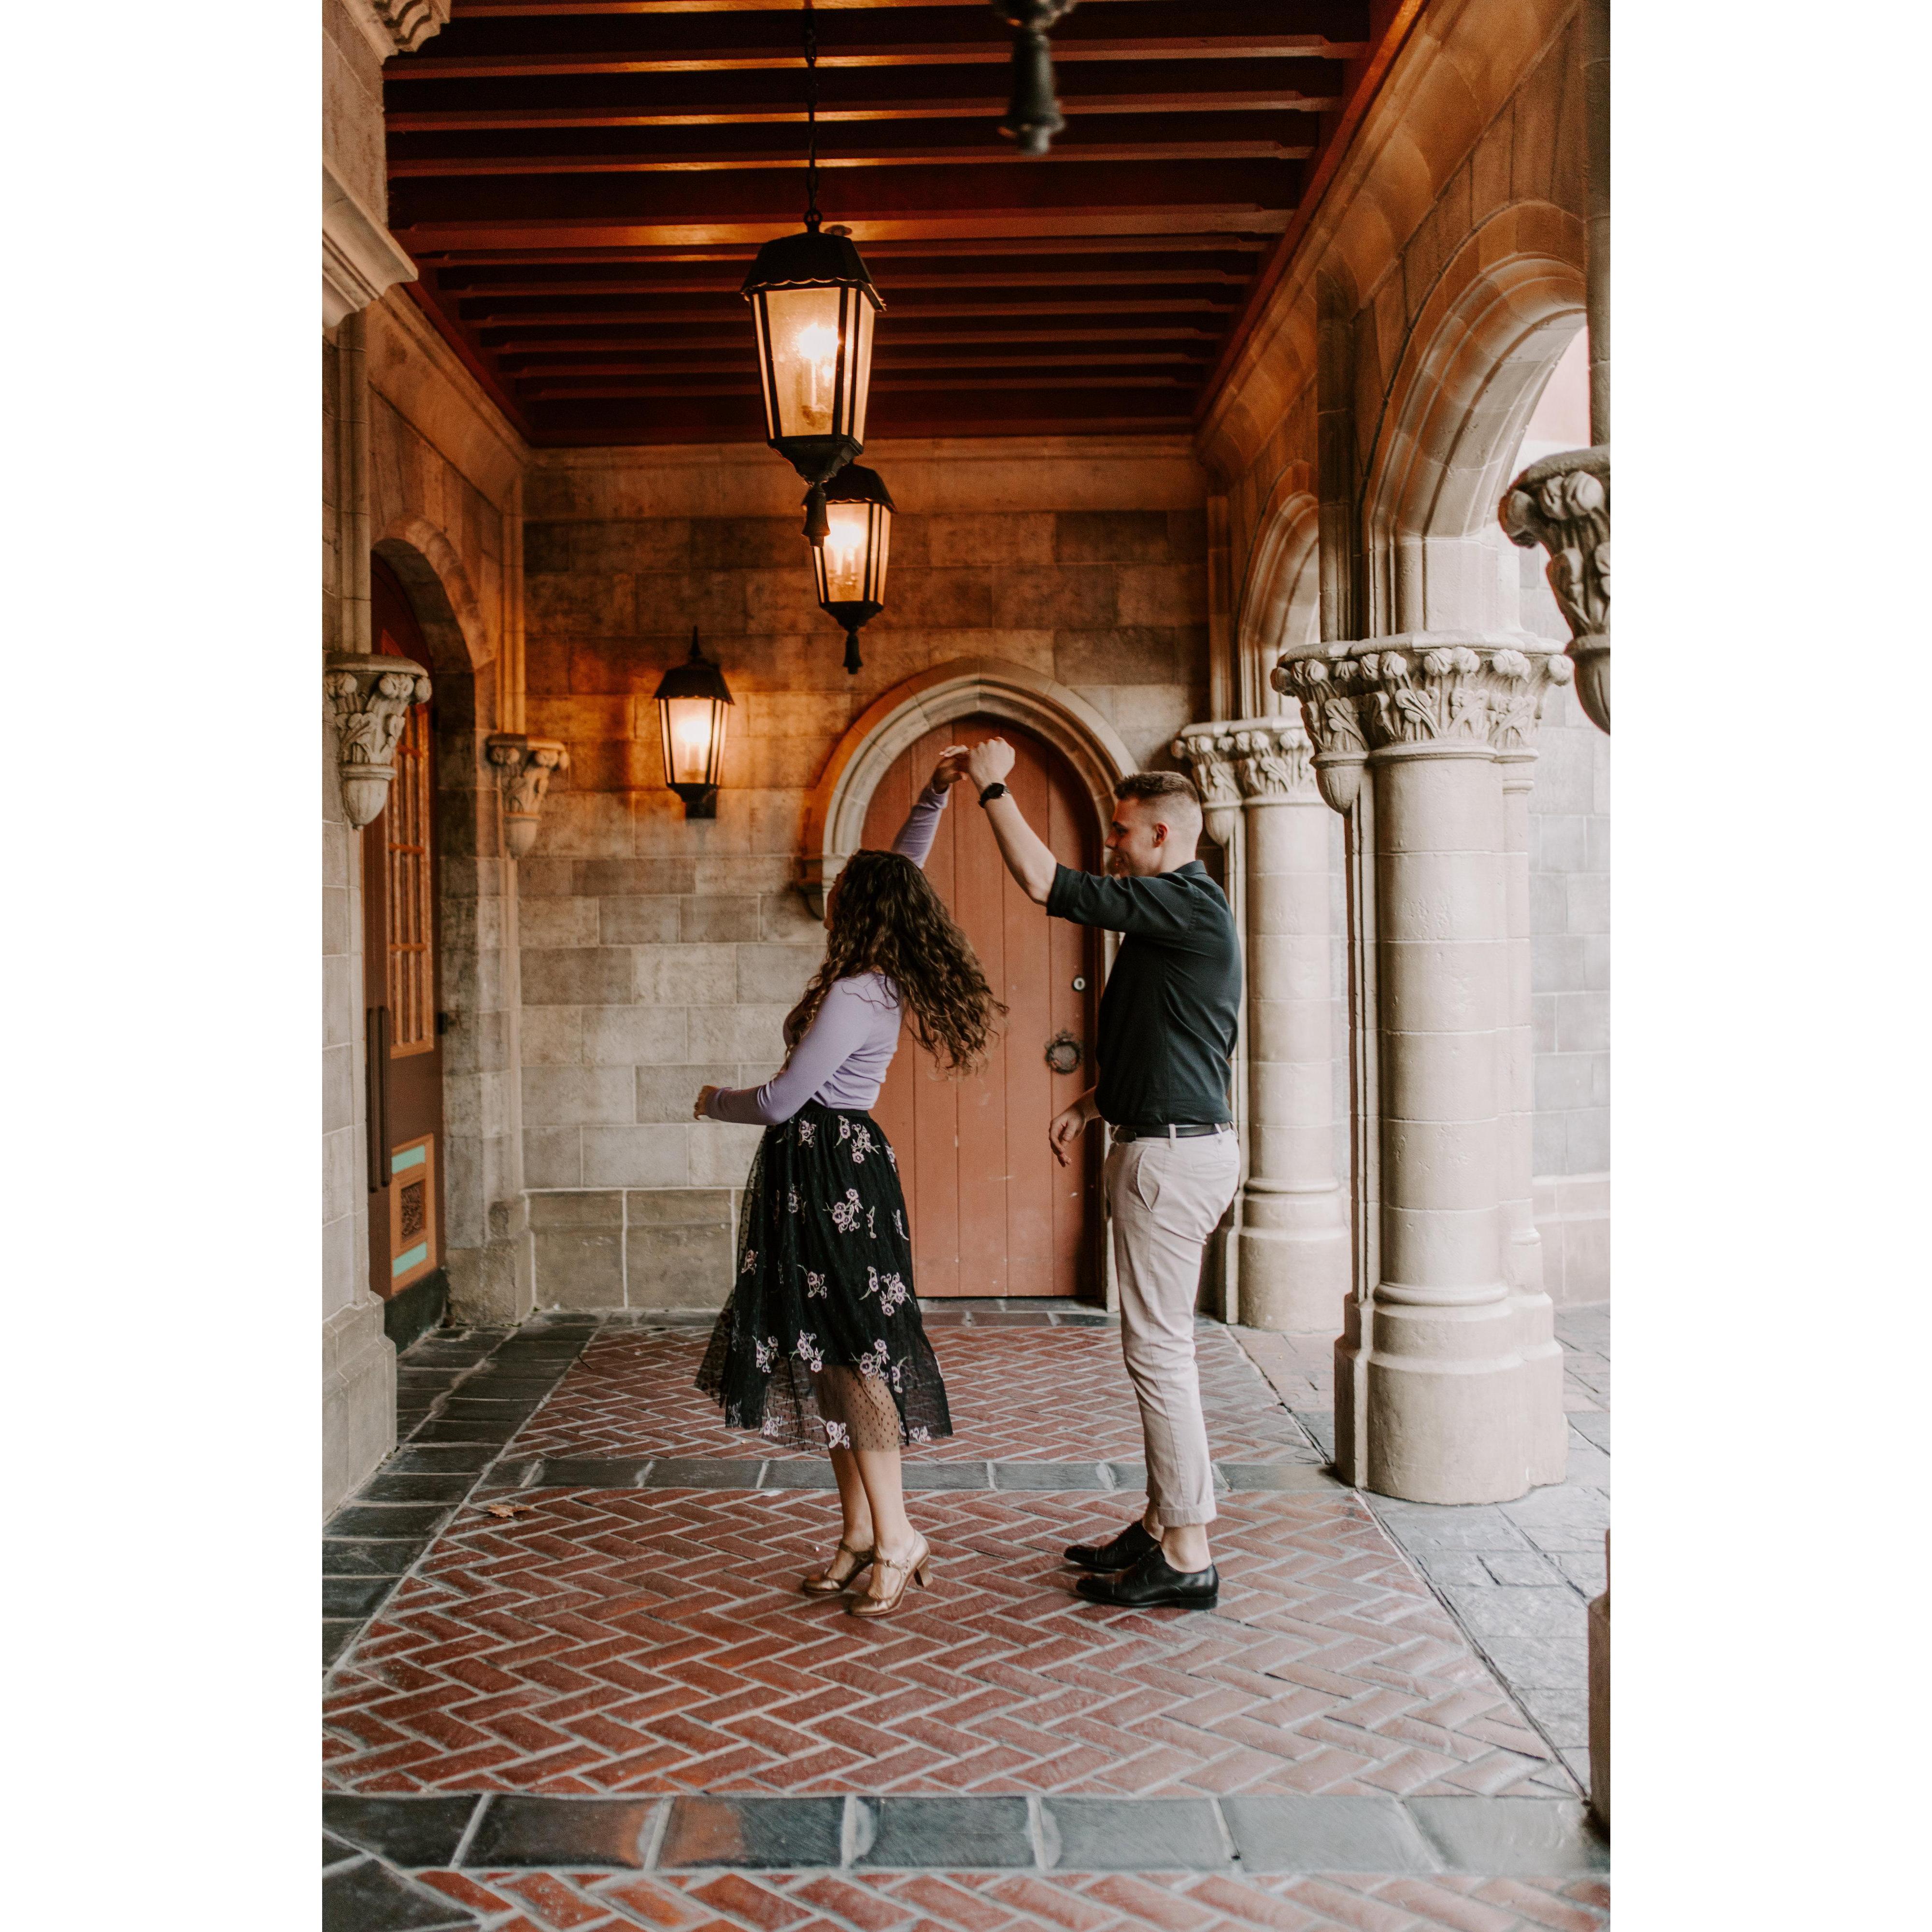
[802,0,821,230]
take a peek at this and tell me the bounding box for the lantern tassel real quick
[804,484,829,546]
[842,627,863,676]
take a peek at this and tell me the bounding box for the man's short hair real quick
[1115,770,1202,816]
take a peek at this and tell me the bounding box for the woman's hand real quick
[1048,1091,1098,1168]
[693,1085,721,1121]
[931,744,971,791]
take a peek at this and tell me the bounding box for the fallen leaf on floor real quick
[481,1502,537,1519]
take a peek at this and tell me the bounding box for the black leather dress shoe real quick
[1063,1520,1160,1573]
[1074,1545,1220,1610]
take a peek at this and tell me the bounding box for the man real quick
[963,739,1241,1610]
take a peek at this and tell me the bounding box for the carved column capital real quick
[1501,445,1610,734]
[1173,719,1319,810]
[486,734,571,860]
[326,653,431,829]
[1272,634,1573,813]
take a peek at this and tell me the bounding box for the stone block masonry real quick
[513,441,1212,1311]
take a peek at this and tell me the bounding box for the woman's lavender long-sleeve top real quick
[703,784,950,1126]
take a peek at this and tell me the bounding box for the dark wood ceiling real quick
[384,0,1417,446]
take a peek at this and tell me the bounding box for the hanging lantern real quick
[652,628,734,820]
[742,0,884,544]
[811,464,893,676]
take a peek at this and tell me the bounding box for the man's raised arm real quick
[963,738,1057,904]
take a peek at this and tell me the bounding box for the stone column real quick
[1175,720,1348,1334]
[1277,635,1571,1503]
[1499,749,1567,1486]
[1174,731,1248,1321]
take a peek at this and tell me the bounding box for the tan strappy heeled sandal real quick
[801,1541,875,1596]
[846,1533,932,1618]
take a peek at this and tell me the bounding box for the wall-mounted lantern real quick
[741,2,884,544]
[812,463,894,675]
[653,628,734,819]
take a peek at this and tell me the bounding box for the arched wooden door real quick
[362,556,446,1314]
[861,716,1100,1298]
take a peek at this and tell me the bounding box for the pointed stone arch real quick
[1235,478,1321,718]
[1358,205,1587,635]
[803,658,1135,911]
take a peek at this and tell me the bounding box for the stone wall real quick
[365,291,533,1328]
[513,440,1209,1310]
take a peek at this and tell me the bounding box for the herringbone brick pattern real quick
[324,1488,1573,1800]
[409,1864,1611,1931]
[507,1326,1319,1466]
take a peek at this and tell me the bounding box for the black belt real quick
[1112,1122,1234,1143]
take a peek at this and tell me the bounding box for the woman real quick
[693,747,1001,1617]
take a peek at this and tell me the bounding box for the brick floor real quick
[504,1325,1320,1468]
[400,1865,1609,1931]
[327,1312,1606,1929]
[324,1483,1572,1800]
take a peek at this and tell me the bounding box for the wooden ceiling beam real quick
[518,388,1194,441]
[386,88,1342,131]
[474,295,1237,327]
[399,207,1293,248]
[489,323,1223,351]
[515,373,1198,398]
[392,153,1299,224]
[412,232,1271,264]
[391,138,1313,175]
[448,1,1285,14]
[401,40,1365,80]
[508,352,1210,385]
[439,263,1254,294]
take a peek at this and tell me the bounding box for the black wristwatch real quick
[978,781,1008,806]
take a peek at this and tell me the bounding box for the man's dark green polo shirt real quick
[1045,859,1241,1129]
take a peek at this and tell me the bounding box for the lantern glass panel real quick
[753,285,875,445]
[662,696,722,787]
[815,501,891,609]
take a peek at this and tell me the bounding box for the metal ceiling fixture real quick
[992,1,1079,156]
[740,0,884,545]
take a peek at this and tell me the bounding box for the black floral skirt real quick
[696,1102,953,1452]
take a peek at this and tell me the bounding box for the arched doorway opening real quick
[861,715,1102,1300]
[363,554,447,1346]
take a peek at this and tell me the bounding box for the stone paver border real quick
[325,1790,1608,1876]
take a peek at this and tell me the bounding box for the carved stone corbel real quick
[485,734,571,859]
[325,654,431,829]
[1169,724,1244,851]
[341,0,452,60]
[1501,445,1609,734]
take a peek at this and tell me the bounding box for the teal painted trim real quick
[391,1241,429,1277]
[390,1144,428,1175]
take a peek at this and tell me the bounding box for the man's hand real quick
[964,738,1017,794]
[693,1085,721,1121]
[931,745,971,791]
[1048,1092,1098,1167]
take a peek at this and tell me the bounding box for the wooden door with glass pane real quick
[362,557,445,1299]
[862,717,1099,1297]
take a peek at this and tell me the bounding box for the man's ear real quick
[1150,820,1168,846]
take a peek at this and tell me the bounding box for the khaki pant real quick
[1105,1130,1242,1529]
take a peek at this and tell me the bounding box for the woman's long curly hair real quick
[784,848,1004,1074]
